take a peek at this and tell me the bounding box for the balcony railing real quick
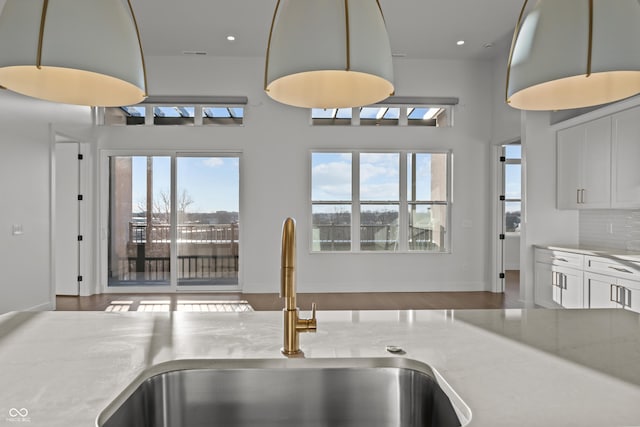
[313,224,444,251]
[109,222,239,285]
[128,222,238,244]
[113,254,239,282]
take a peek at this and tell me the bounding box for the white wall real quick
[0,91,92,313]
[520,111,579,305]
[491,48,521,146]
[95,55,496,294]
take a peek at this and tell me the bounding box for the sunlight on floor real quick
[104,301,133,312]
[177,301,253,312]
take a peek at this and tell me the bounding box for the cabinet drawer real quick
[535,248,584,269]
[585,256,640,279]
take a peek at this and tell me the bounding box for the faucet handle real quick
[294,303,317,335]
[307,302,317,332]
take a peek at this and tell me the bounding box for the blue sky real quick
[131,156,239,213]
[311,152,439,202]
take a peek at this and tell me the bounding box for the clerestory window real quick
[310,97,457,127]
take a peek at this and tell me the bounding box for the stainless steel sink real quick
[97,358,470,427]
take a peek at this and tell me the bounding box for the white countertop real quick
[536,244,640,261]
[1,308,640,426]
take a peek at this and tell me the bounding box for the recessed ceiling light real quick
[226,35,236,41]
[456,40,465,46]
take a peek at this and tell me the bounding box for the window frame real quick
[310,104,453,127]
[501,144,522,235]
[103,103,246,126]
[99,149,243,294]
[310,149,452,254]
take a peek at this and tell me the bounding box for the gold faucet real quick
[280,217,317,356]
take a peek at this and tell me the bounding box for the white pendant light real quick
[0,0,147,107]
[264,0,394,109]
[506,0,640,111]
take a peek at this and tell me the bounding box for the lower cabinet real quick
[535,261,558,308]
[586,273,619,308]
[535,247,640,313]
[534,248,585,308]
[553,265,584,308]
[587,272,640,312]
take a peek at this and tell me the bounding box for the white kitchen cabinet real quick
[611,106,640,208]
[536,247,640,312]
[534,248,585,308]
[586,272,640,313]
[552,265,585,308]
[557,116,611,209]
[585,272,619,308]
[535,261,558,308]
[582,254,640,313]
[557,125,582,210]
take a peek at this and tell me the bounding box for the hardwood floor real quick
[56,270,524,312]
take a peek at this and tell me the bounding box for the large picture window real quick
[311,151,451,253]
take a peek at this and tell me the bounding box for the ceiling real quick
[128,0,523,60]
[0,0,524,61]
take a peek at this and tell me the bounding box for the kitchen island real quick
[0,308,639,426]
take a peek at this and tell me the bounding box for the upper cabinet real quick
[557,105,640,210]
[611,107,640,208]
[557,116,611,209]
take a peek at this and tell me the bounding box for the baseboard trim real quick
[25,301,55,312]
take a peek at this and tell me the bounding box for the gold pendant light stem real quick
[586,0,593,77]
[127,0,148,96]
[264,0,281,91]
[344,0,351,71]
[36,0,50,69]
[505,0,529,103]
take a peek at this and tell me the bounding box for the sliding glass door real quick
[107,153,240,290]
[176,156,239,287]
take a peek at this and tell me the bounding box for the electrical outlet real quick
[11,224,23,236]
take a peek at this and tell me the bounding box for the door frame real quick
[51,131,94,300]
[99,149,243,293]
[491,139,521,294]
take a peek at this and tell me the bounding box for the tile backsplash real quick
[579,210,640,251]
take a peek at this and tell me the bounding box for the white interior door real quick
[55,142,80,296]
